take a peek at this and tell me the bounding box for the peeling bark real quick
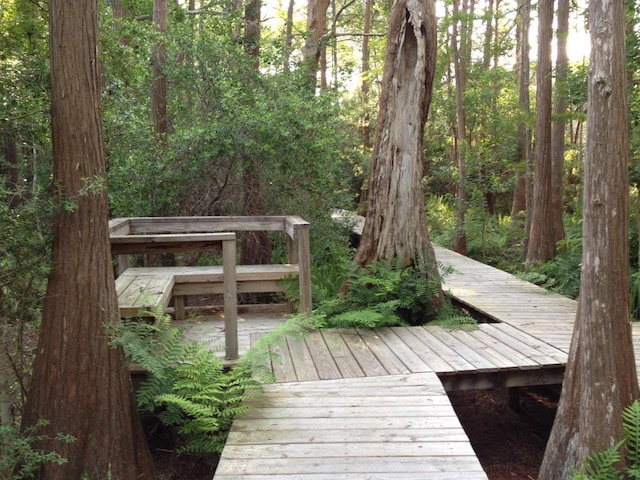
[354,0,443,308]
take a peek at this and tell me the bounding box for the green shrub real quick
[0,419,74,480]
[110,312,258,455]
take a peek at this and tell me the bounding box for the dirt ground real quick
[151,386,557,480]
[449,387,558,480]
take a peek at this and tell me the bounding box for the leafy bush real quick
[571,399,640,480]
[110,312,258,455]
[0,419,74,480]
[110,310,314,455]
[309,257,469,328]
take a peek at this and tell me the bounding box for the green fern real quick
[109,312,259,455]
[313,257,451,328]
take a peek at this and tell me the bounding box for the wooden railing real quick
[109,216,312,359]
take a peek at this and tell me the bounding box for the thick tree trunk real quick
[538,0,639,476]
[354,0,443,309]
[22,0,155,477]
[550,0,568,245]
[526,0,555,264]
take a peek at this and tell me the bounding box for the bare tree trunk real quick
[451,0,470,255]
[354,0,443,310]
[22,0,155,477]
[526,0,555,264]
[511,0,531,219]
[538,0,639,476]
[284,0,295,72]
[550,0,568,245]
[241,0,272,266]
[2,134,19,209]
[361,0,372,150]
[304,0,330,89]
[152,0,168,143]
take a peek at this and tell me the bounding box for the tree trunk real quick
[511,0,531,219]
[304,0,330,89]
[526,0,555,264]
[538,0,639,476]
[451,0,470,255]
[22,0,155,477]
[550,0,568,245]
[361,0,372,150]
[354,0,443,309]
[2,133,19,209]
[152,0,168,142]
[241,0,272,266]
[284,0,295,72]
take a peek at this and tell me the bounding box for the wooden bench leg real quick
[174,295,185,321]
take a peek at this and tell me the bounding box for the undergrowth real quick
[109,310,313,456]
[307,257,475,329]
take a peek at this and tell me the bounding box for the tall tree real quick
[451,0,472,255]
[538,0,639,476]
[304,0,330,88]
[152,0,168,143]
[241,0,273,266]
[21,0,156,477]
[354,0,443,309]
[550,0,568,245]
[526,0,555,264]
[511,0,531,219]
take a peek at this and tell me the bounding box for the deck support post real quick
[222,237,238,360]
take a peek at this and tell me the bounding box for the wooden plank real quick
[340,329,389,376]
[268,340,298,383]
[116,273,174,317]
[372,327,433,373]
[110,232,235,255]
[285,336,320,382]
[303,330,342,380]
[127,216,287,234]
[217,373,487,479]
[425,326,498,372]
[389,327,456,372]
[321,330,366,378]
[406,327,478,373]
[355,328,411,375]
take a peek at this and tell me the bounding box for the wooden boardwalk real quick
[213,243,632,479]
[215,373,488,480]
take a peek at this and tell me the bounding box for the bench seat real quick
[116,272,175,318]
[116,264,299,319]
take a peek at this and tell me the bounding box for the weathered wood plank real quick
[217,373,487,479]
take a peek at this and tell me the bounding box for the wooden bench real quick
[109,216,312,360]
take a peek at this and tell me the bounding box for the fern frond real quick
[624,400,640,470]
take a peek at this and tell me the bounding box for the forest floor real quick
[151,386,558,480]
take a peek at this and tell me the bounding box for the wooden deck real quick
[213,243,605,479]
[215,373,488,480]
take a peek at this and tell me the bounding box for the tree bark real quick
[354,0,443,309]
[550,0,568,245]
[304,0,330,89]
[538,0,639,476]
[152,0,168,142]
[526,0,555,264]
[511,0,531,220]
[241,0,273,266]
[451,0,470,255]
[22,0,156,477]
